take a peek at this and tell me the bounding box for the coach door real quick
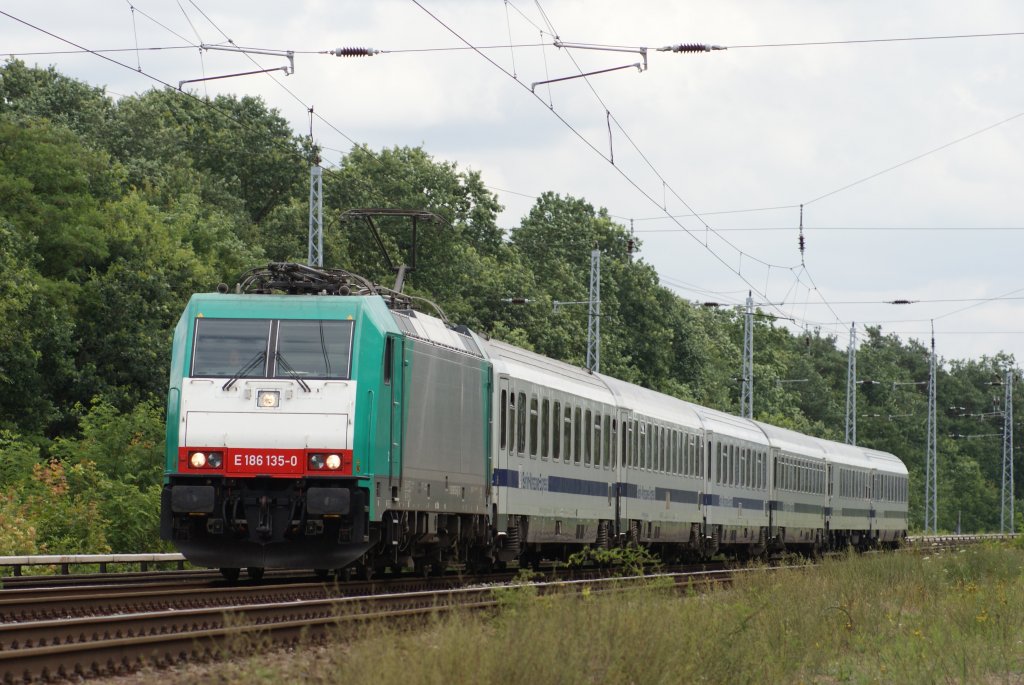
[768,447,780,536]
[384,335,404,492]
[496,376,512,511]
[614,408,632,539]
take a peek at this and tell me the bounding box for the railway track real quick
[0,534,1012,682]
[0,568,739,684]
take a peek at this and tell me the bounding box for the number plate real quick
[226,448,305,475]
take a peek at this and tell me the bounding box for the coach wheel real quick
[219,567,241,582]
[247,566,265,581]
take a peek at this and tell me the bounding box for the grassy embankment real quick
[168,545,1024,684]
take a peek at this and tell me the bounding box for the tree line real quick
[0,59,1018,555]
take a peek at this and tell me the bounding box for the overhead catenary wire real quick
[524,2,846,329]
[413,0,822,331]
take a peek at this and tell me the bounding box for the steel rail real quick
[0,569,742,683]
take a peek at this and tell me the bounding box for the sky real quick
[4,1,1024,368]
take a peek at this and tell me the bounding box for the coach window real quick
[606,417,614,464]
[583,409,593,466]
[636,422,644,469]
[624,421,633,469]
[507,392,516,454]
[614,419,622,466]
[650,426,658,471]
[665,428,672,473]
[529,395,539,458]
[500,390,508,450]
[541,398,550,459]
[652,425,660,472]
[663,427,671,471]
[691,435,698,477]
[598,413,606,466]
[552,401,562,460]
[563,405,572,463]
[637,423,646,470]
[730,445,737,486]
[651,424,658,471]
[681,433,688,475]
[629,421,637,468]
[687,435,695,476]
[663,427,670,473]
[717,443,725,485]
[715,442,722,484]
[671,430,679,474]
[574,407,582,464]
[648,424,655,471]
[516,392,527,456]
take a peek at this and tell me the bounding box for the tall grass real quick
[179,546,1024,684]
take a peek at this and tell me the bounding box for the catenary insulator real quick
[658,43,726,53]
[332,47,380,57]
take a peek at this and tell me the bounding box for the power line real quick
[2,45,197,57]
[633,225,1024,233]
[804,108,1024,206]
[766,295,1024,307]
[727,31,1024,50]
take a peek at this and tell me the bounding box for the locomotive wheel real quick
[220,567,241,582]
[247,566,265,581]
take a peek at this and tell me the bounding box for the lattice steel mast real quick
[1002,368,1015,533]
[307,164,323,267]
[586,246,601,373]
[740,292,753,419]
[924,321,938,533]
[845,323,857,445]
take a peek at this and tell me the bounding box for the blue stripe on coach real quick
[492,469,699,503]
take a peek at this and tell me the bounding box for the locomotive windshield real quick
[191,318,270,377]
[191,318,354,380]
[276,320,353,379]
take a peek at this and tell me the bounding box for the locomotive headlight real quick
[189,452,207,468]
[325,453,342,470]
[309,454,326,470]
[257,390,280,408]
[207,452,223,468]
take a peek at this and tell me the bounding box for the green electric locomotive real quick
[160,263,493,580]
